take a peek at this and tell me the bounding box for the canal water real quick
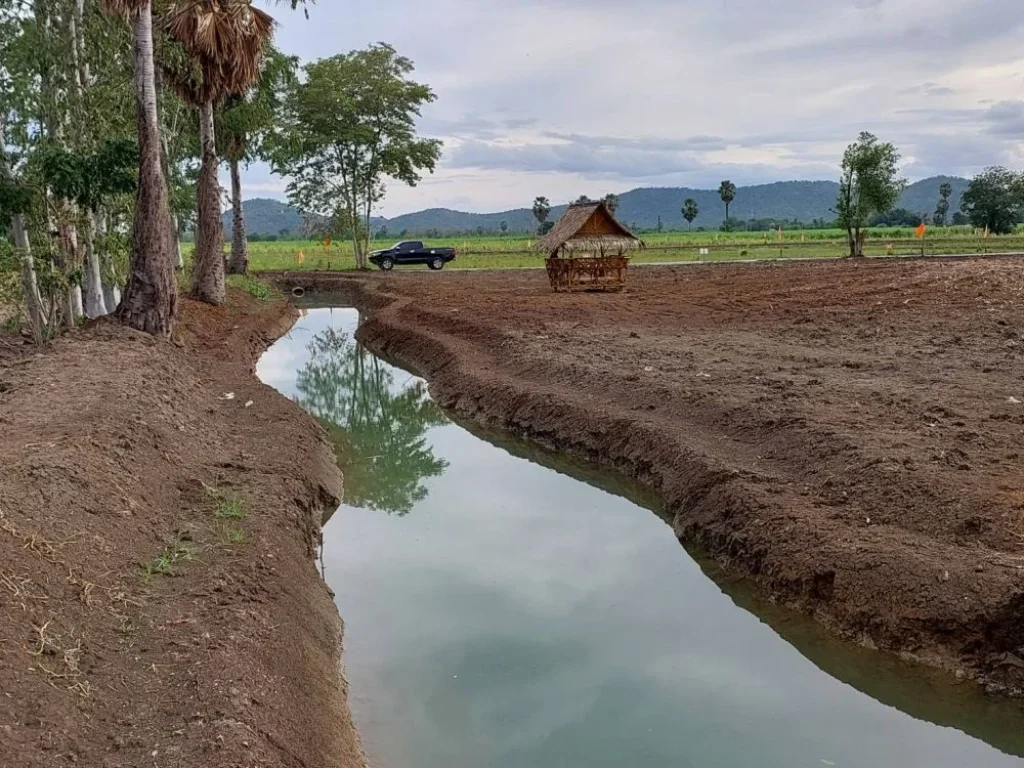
[258,306,1024,768]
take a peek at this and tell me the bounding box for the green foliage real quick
[271,43,442,269]
[227,274,274,301]
[36,139,138,211]
[835,132,905,256]
[603,193,619,214]
[960,167,1024,235]
[718,180,737,221]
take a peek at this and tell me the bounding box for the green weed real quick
[3,315,20,333]
[214,498,245,520]
[141,541,195,583]
[227,274,274,301]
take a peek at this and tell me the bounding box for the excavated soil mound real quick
[0,290,364,768]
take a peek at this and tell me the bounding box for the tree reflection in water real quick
[296,325,449,516]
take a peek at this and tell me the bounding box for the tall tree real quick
[834,132,905,257]
[531,196,550,230]
[165,0,274,305]
[219,47,297,275]
[718,180,736,222]
[272,44,442,270]
[500,220,508,235]
[959,167,1023,235]
[602,192,619,214]
[102,0,179,335]
[682,198,698,230]
[934,181,953,227]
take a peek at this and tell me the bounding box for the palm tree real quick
[220,48,296,275]
[718,180,737,223]
[532,196,551,226]
[682,198,699,230]
[101,0,178,335]
[166,0,274,305]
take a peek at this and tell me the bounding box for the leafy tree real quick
[573,195,592,205]
[500,220,508,235]
[101,0,179,335]
[934,182,953,227]
[538,220,554,235]
[532,196,551,229]
[959,167,1023,235]
[834,132,905,257]
[602,193,619,214]
[718,180,736,222]
[219,47,298,275]
[165,0,274,305]
[476,225,484,236]
[682,198,698,230]
[296,326,449,516]
[271,44,442,270]
[951,211,969,226]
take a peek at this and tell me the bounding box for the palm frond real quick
[165,0,275,103]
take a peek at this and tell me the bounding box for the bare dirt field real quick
[0,292,365,768]
[281,256,1024,694]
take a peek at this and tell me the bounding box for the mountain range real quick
[226,176,968,237]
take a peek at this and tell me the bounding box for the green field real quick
[245,228,1024,273]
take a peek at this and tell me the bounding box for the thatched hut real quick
[537,201,644,292]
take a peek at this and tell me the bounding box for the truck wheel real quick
[429,257,445,271]
[380,257,395,271]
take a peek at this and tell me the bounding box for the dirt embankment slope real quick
[279,257,1024,694]
[0,291,365,768]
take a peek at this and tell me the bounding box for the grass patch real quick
[220,523,246,545]
[214,498,245,520]
[3,315,20,333]
[227,274,275,301]
[141,541,196,583]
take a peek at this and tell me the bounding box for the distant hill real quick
[230,177,969,237]
[223,198,305,239]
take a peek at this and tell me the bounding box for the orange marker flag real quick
[914,222,926,238]
[983,225,990,239]
[322,236,332,248]
[297,250,306,264]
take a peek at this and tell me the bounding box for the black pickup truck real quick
[368,241,457,271]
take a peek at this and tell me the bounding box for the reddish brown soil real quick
[0,291,365,768]
[277,257,1024,693]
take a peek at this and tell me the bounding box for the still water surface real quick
[258,306,1024,768]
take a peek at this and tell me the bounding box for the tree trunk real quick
[12,217,46,343]
[171,212,184,270]
[58,220,82,329]
[227,157,248,275]
[119,3,178,336]
[82,213,107,318]
[95,211,118,311]
[190,101,225,305]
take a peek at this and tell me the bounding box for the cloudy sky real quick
[242,0,1024,216]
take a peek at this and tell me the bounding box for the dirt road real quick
[0,292,364,768]
[280,256,1024,693]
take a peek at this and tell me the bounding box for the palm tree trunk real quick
[190,100,226,305]
[119,2,178,336]
[227,156,248,275]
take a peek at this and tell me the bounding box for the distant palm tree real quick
[166,0,274,305]
[682,198,699,230]
[532,196,551,226]
[718,180,737,222]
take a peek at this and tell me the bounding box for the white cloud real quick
[247,0,1024,215]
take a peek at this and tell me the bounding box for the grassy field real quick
[245,228,1024,272]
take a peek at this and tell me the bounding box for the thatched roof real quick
[537,201,644,257]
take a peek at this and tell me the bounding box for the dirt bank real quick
[272,257,1024,694]
[0,290,365,768]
